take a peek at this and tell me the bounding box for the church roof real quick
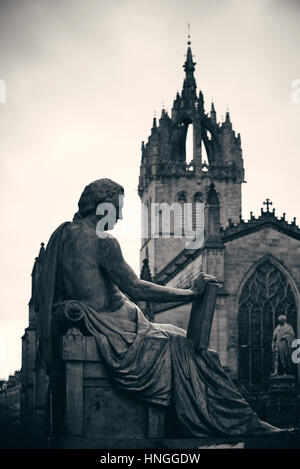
[153,244,203,285]
[153,200,300,285]
[222,202,300,243]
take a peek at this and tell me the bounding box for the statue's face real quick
[94,191,124,232]
[278,317,286,325]
[108,192,124,227]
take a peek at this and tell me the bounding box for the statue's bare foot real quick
[254,421,296,436]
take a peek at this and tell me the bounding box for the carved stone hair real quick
[74,178,124,220]
[278,314,287,322]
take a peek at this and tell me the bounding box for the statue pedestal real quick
[266,375,297,428]
[50,330,166,445]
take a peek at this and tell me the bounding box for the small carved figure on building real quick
[271,315,295,376]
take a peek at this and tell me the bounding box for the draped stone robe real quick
[273,323,295,374]
[37,222,279,437]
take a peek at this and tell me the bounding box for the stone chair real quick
[48,283,218,448]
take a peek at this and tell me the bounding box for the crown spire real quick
[184,21,195,73]
[182,23,197,103]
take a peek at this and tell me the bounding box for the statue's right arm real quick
[98,235,215,303]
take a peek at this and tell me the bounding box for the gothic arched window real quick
[238,260,297,388]
[206,184,220,239]
[201,129,212,168]
[176,192,187,235]
[185,124,193,165]
[177,192,187,203]
[148,197,152,239]
[192,192,204,233]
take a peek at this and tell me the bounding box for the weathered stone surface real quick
[48,434,300,449]
[57,332,166,440]
[266,375,298,428]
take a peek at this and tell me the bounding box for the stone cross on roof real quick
[263,198,273,212]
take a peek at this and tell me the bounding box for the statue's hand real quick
[192,272,218,297]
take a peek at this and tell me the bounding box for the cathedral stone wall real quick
[154,225,300,378]
[155,249,229,365]
[224,227,300,378]
[141,237,186,279]
[165,253,203,289]
[140,177,203,276]
[216,180,241,227]
[140,176,241,278]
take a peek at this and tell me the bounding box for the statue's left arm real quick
[98,235,217,303]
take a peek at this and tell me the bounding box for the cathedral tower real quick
[138,36,244,277]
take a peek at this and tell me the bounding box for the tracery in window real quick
[238,260,297,387]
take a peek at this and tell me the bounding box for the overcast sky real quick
[0,0,299,380]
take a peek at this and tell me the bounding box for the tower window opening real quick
[176,192,187,235]
[206,130,212,141]
[186,124,193,165]
[192,192,203,233]
[201,139,209,166]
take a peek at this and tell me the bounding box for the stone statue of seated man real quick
[37,178,293,437]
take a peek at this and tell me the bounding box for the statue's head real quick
[278,315,287,325]
[74,178,124,225]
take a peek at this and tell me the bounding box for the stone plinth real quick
[266,375,298,428]
[51,329,166,445]
[48,433,300,449]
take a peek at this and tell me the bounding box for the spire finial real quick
[38,242,45,259]
[187,21,191,45]
[210,101,216,123]
[182,23,197,103]
[225,109,231,123]
[263,198,273,212]
[152,115,157,129]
